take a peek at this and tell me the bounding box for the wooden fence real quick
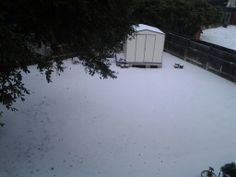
[165,33,236,82]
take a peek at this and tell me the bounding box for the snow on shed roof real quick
[133,24,165,34]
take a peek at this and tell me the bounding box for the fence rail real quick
[164,33,236,82]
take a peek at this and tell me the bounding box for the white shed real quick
[118,24,165,68]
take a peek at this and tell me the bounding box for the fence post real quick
[205,46,211,70]
[184,39,189,61]
[230,62,236,84]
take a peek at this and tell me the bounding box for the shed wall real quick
[125,30,165,64]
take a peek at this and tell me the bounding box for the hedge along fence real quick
[165,33,236,82]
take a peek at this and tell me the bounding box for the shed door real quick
[135,35,146,62]
[144,35,156,62]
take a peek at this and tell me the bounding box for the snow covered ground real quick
[201,25,236,51]
[0,52,236,177]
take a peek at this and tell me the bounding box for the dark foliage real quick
[133,0,223,36]
[208,0,228,7]
[0,0,135,115]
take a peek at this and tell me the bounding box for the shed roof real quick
[133,24,165,34]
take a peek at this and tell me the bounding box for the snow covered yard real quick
[0,52,236,177]
[201,25,236,51]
